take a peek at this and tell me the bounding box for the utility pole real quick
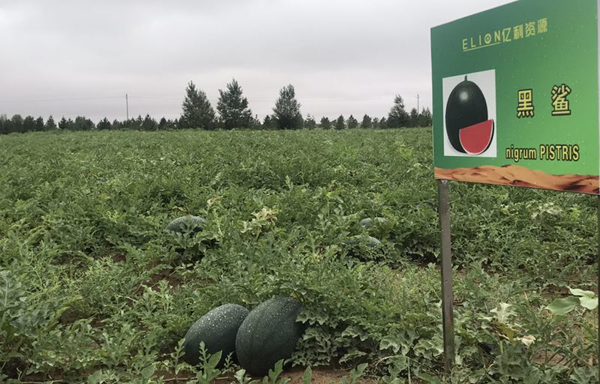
[417,94,420,112]
[126,94,129,121]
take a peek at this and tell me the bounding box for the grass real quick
[0,128,597,383]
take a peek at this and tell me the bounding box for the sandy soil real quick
[281,366,376,384]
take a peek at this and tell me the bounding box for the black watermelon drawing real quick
[445,76,495,155]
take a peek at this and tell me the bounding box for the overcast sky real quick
[0,0,513,122]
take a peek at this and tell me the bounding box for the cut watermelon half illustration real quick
[458,119,494,155]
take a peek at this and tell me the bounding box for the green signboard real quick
[431,0,599,194]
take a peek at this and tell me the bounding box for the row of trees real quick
[179,81,306,130]
[0,114,180,134]
[181,80,431,130]
[0,80,432,134]
[310,109,432,130]
[0,109,432,134]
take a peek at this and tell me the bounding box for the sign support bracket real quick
[438,179,455,373]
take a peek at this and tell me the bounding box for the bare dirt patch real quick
[281,367,376,384]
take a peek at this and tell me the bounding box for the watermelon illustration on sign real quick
[445,76,494,155]
[459,120,494,154]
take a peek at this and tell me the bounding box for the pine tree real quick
[387,95,410,128]
[59,117,68,130]
[379,117,388,129]
[0,114,7,134]
[97,117,112,130]
[263,115,274,130]
[320,117,331,129]
[347,115,358,129]
[132,115,144,130]
[335,115,345,130]
[121,118,136,130]
[23,116,36,133]
[45,115,57,131]
[418,108,432,127]
[372,117,379,129]
[35,116,44,132]
[251,114,262,129]
[409,108,419,127]
[361,114,372,129]
[180,81,216,129]
[11,115,24,133]
[217,79,253,129]
[158,117,168,130]
[4,118,14,134]
[304,114,316,130]
[74,116,94,131]
[112,119,122,130]
[142,115,158,131]
[272,85,303,130]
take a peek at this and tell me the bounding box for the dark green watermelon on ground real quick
[183,304,249,367]
[166,215,207,235]
[359,217,389,229]
[235,297,305,376]
[342,235,384,262]
[344,235,382,249]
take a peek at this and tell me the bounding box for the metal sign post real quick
[438,180,455,372]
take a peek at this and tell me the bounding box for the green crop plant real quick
[0,129,596,382]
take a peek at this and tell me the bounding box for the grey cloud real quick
[0,0,511,121]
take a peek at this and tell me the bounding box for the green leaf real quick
[302,366,312,384]
[380,336,401,353]
[570,366,597,384]
[341,325,369,341]
[141,364,156,381]
[339,350,367,364]
[347,363,368,384]
[579,296,598,310]
[569,287,596,298]
[207,350,223,369]
[234,369,257,384]
[546,296,580,315]
[492,319,516,342]
[87,370,104,384]
[490,303,516,323]
[568,287,598,310]
[266,360,286,384]
[416,371,443,384]
[356,363,368,374]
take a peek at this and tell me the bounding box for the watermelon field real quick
[0,128,598,383]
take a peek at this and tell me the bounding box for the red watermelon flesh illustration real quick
[459,120,494,155]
